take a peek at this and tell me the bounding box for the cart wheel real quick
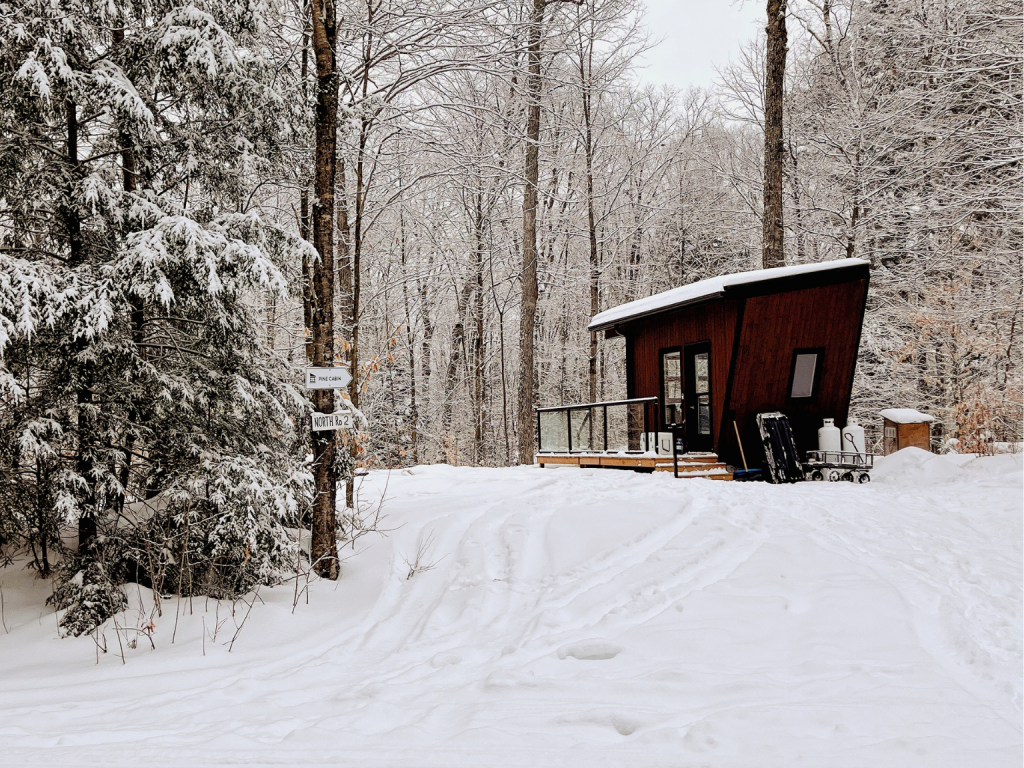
[842,471,854,482]
[857,472,871,484]
[810,470,823,482]
[828,470,842,482]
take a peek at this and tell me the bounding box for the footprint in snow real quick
[428,651,462,668]
[683,720,718,752]
[611,714,640,735]
[556,639,623,661]
[553,708,640,736]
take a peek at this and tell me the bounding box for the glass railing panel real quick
[627,402,644,451]
[606,404,628,452]
[591,406,606,450]
[536,398,655,454]
[539,410,569,452]
[570,408,593,451]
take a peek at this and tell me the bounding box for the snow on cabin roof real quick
[588,258,870,332]
[880,408,936,424]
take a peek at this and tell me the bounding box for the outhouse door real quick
[684,342,713,452]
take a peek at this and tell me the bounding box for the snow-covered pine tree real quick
[0,0,316,634]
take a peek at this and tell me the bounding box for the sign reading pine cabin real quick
[536,259,870,481]
[305,366,353,390]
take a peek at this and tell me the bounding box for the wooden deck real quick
[536,452,733,480]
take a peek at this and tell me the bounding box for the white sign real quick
[305,366,352,390]
[311,411,354,431]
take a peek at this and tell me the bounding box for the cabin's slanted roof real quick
[588,258,870,332]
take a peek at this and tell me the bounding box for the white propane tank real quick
[818,418,842,452]
[842,418,866,455]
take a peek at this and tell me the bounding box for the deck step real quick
[675,471,734,481]
[654,462,728,473]
[674,454,720,464]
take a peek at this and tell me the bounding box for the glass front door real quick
[684,343,713,452]
[660,348,683,429]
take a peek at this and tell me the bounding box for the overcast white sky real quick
[634,0,763,91]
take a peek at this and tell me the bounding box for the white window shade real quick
[791,353,819,398]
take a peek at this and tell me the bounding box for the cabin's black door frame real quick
[658,346,683,428]
[684,341,713,453]
[658,346,686,453]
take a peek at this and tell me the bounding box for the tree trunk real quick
[301,19,313,355]
[472,196,486,464]
[762,0,787,269]
[418,252,434,400]
[627,183,643,296]
[584,88,599,406]
[787,138,806,262]
[337,157,352,352]
[574,7,600,405]
[441,279,475,461]
[310,0,340,580]
[64,96,98,552]
[337,157,355,508]
[344,121,369,502]
[846,146,861,259]
[112,26,145,519]
[399,210,419,465]
[516,0,545,465]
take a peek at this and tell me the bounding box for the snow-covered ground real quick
[1,448,1021,767]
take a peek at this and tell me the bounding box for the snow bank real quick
[961,453,1024,479]
[0,456,1020,767]
[873,448,1024,487]
[872,446,965,484]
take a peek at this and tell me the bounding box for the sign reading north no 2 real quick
[311,411,354,431]
[305,367,352,390]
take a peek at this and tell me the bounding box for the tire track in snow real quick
[1,462,1018,765]
[510,496,769,658]
[777,480,1022,725]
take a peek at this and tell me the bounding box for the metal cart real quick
[803,450,874,483]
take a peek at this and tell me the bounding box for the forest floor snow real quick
[0,448,1021,767]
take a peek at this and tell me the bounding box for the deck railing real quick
[535,397,658,454]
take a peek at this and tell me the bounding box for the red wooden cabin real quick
[588,259,870,469]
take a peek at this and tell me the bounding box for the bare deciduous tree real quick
[762,0,788,269]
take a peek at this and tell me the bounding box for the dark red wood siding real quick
[625,299,740,449]
[725,279,868,465]
[623,276,869,467]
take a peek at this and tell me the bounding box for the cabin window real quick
[661,349,683,426]
[789,350,821,399]
[694,351,711,435]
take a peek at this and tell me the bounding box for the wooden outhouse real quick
[880,409,935,454]
[588,259,870,469]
